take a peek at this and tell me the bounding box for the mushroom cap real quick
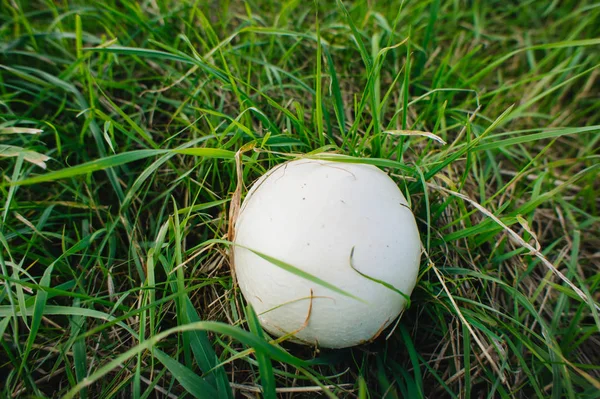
[233,158,421,348]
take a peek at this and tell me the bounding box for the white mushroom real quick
[233,158,421,348]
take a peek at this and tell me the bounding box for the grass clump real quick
[1,0,599,397]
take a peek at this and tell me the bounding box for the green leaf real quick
[245,247,366,303]
[18,262,53,380]
[399,325,423,397]
[17,231,104,379]
[0,317,10,337]
[323,47,346,136]
[466,38,600,84]
[69,299,88,399]
[154,349,219,399]
[185,297,233,399]
[246,305,277,399]
[335,0,372,72]
[349,247,411,306]
[4,148,236,187]
[62,321,311,399]
[474,125,600,152]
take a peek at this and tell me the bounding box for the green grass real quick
[1,0,599,397]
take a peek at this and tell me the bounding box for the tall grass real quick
[1,1,599,397]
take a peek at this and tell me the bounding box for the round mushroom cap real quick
[233,158,421,348]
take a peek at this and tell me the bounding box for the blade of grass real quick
[185,297,233,399]
[245,304,277,399]
[62,321,313,399]
[315,8,324,147]
[154,349,219,398]
[69,299,88,399]
[3,148,236,187]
